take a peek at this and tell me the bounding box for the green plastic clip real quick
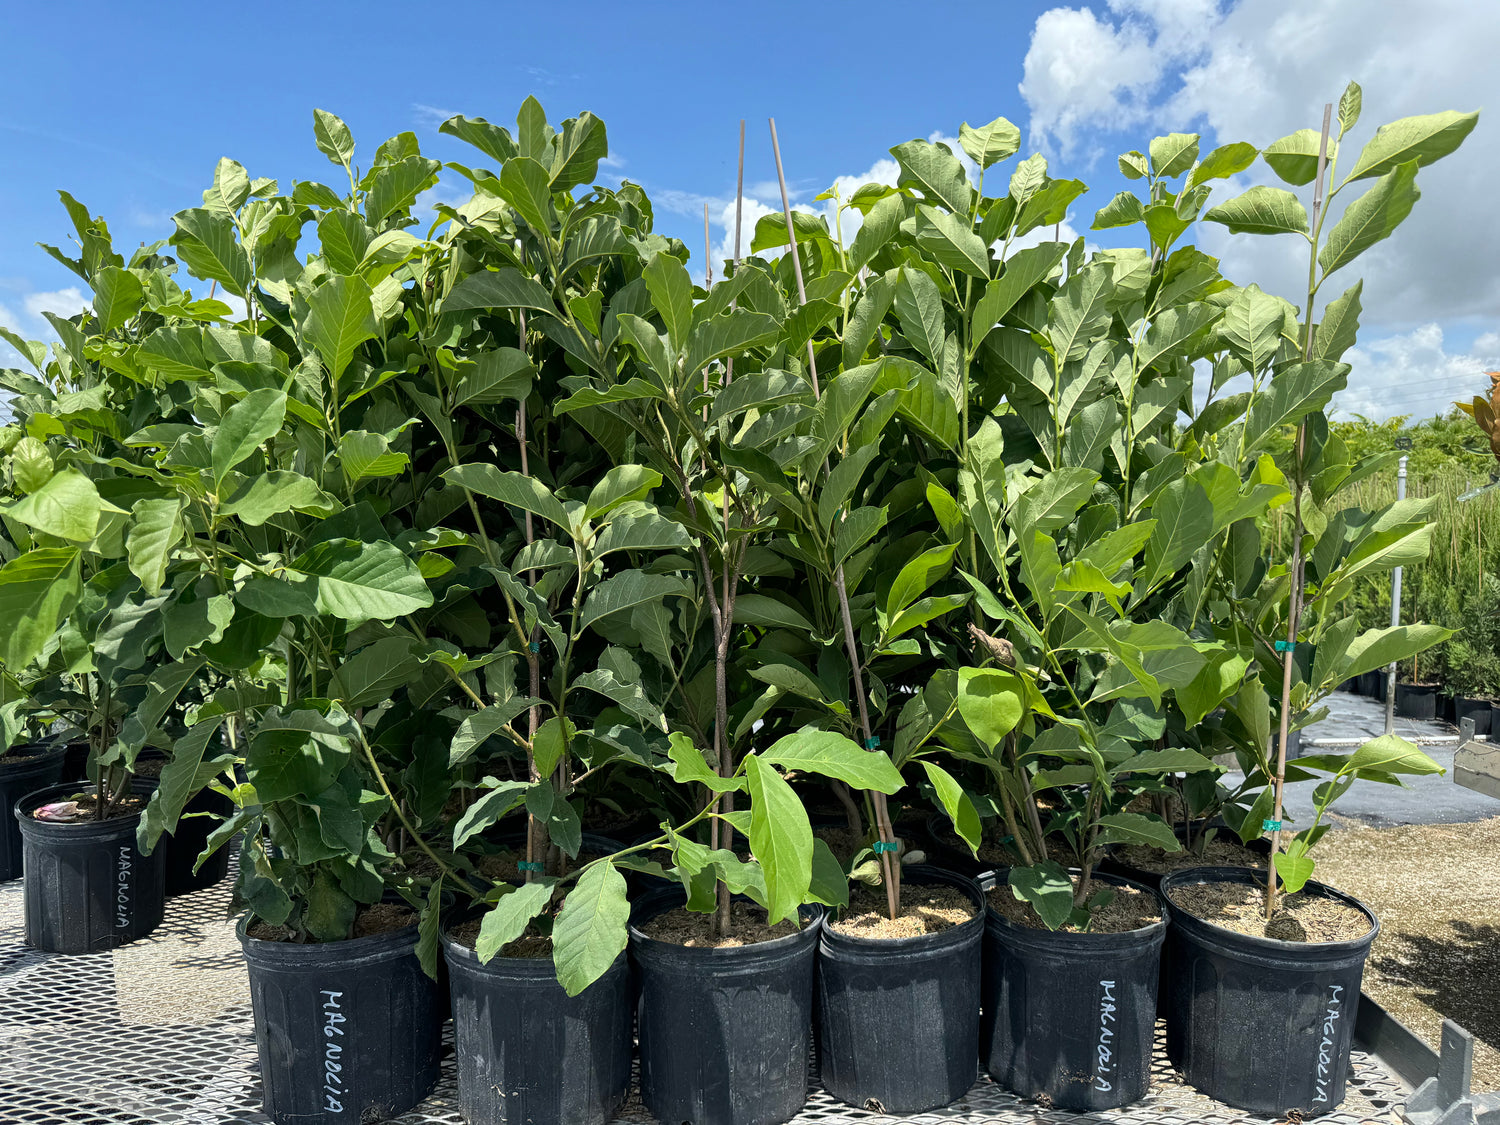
[864,736,881,750]
[529,641,540,653]
[872,840,899,854]
[518,861,545,873]
[1262,819,1283,832]
[1274,640,1296,653]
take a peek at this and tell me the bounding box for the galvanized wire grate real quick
[0,861,1409,1125]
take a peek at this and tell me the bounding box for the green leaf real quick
[580,571,689,630]
[211,388,286,484]
[1186,142,1259,188]
[893,268,945,367]
[890,138,971,217]
[1274,852,1316,894]
[246,723,350,804]
[6,469,113,541]
[1337,82,1363,139]
[1243,359,1348,455]
[303,274,378,381]
[292,538,434,620]
[553,861,630,996]
[666,733,744,792]
[1262,129,1337,186]
[1008,861,1075,930]
[956,668,1024,751]
[91,266,144,332]
[1203,186,1309,236]
[439,115,516,165]
[1092,192,1145,230]
[1149,133,1200,178]
[452,780,531,846]
[172,209,251,295]
[313,109,355,169]
[1047,263,1112,363]
[366,155,440,224]
[970,242,1067,351]
[220,471,339,525]
[1347,734,1444,776]
[455,348,533,406]
[1115,747,1217,775]
[1346,110,1478,182]
[126,498,184,596]
[1094,812,1180,850]
[744,753,813,925]
[339,431,408,483]
[317,211,373,274]
[445,464,568,528]
[551,111,609,191]
[683,311,781,377]
[722,592,813,632]
[1319,161,1421,278]
[760,729,904,793]
[137,717,226,855]
[531,717,575,778]
[960,116,1021,169]
[643,252,693,351]
[1014,467,1099,536]
[886,543,957,617]
[914,205,990,278]
[0,548,80,668]
[585,466,662,521]
[443,269,557,315]
[496,155,555,235]
[1342,624,1451,682]
[554,378,667,414]
[922,761,981,853]
[1313,280,1363,363]
[449,698,540,765]
[477,882,555,962]
[1140,479,1214,592]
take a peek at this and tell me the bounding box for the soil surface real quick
[638,901,798,948]
[30,792,146,822]
[247,901,416,943]
[448,918,552,959]
[813,826,866,864]
[988,879,1162,933]
[1115,834,1266,874]
[132,758,165,779]
[1314,818,1500,1091]
[1168,880,1373,943]
[830,883,977,939]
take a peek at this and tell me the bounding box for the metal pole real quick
[1384,453,1408,735]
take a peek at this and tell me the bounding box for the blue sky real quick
[2,0,1494,424]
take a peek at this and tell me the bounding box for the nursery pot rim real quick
[440,916,629,982]
[14,779,152,841]
[0,742,69,776]
[818,864,985,954]
[977,866,1169,947]
[628,887,824,962]
[1160,864,1378,952]
[236,909,422,966]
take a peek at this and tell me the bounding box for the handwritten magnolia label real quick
[1312,983,1345,1105]
[321,990,347,1113]
[114,845,132,929]
[1095,979,1118,1092]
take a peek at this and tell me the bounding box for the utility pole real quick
[1385,442,1411,735]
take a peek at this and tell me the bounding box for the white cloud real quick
[1335,323,1498,421]
[24,287,87,322]
[412,103,459,131]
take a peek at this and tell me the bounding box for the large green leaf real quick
[760,729,904,793]
[970,242,1067,351]
[246,725,349,805]
[684,311,780,376]
[956,668,1024,751]
[1140,479,1214,593]
[313,109,355,169]
[1094,811,1180,850]
[303,275,378,381]
[497,156,555,235]
[1342,624,1452,682]
[126,498,184,596]
[449,698,541,765]
[553,861,630,996]
[445,464,568,528]
[172,208,251,294]
[1048,263,1112,363]
[914,205,990,278]
[579,571,690,630]
[452,780,531,846]
[1203,186,1309,236]
[137,717,226,854]
[1243,360,1348,455]
[959,116,1021,169]
[1261,129,1338,186]
[438,114,516,165]
[1007,861,1075,930]
[219,471,339,525]
[366,156,440,224]
[292,539,434,619]
[211,388,286,484]
[1346,110,1478,182]
[890,138,972,217]
[744,753,813,925]
[0,548,80,668]
[443,269,557,315]
[643,252,693,351]
[1347,734,1444,776]
[551,111,609,191]
[922,761,981,853]
[91,266,144,332]
[1320,161,1421,278]
[6,469,113,541]
[893,268,945,366]
[477,882,556,962]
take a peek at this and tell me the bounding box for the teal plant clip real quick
[871,840,899,854]
[518,861,545,873]
[1262,819,1283,832]
[529,641,540,653]
[1274,640,1296,653]
[864,736,881,750]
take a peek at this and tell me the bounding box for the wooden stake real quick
[769,117,901,919]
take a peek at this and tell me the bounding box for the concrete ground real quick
[1224,691,1500,829]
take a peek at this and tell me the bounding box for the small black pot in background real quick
[135,753,234,896]
[979,869,1166,1111]
[0,744,68,882]
[818,866,984,1115]
[631,885,822,1125]
[444,925,631,1125]
[1161,866,1378,1117]
[238,911,443,1125]
[1491,701,1500,736]
[1453,696,1493,735]
[16,779,166,953]
[1395,682,1438,720]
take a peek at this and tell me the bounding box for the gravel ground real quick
[1315,817,1500,1092]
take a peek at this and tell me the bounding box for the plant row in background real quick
[0,85,1480,1124]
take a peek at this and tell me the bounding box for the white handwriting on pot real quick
[114,846,131,929]
[321,990,346,1113]
[1313,983,1344,1104]
[1095,980,1117,1092]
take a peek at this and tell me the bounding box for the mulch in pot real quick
[638,901,798,948]
[1169,880,1372,943]
[988,878,1161,933]
[829,882,976,939]
[247,901,416,942]
[1115,834,1267,874]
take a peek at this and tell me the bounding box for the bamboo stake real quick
[1267,103,1333,919]
[769,117,900,919]
[518,304,547,882]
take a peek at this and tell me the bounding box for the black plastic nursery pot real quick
[1160,867,1378,1117]
[817,866,984,1115]
[238,913,443,1125]
[443,926,632,1125]
[1453,695,1493,735]
[0,743,68,882]
[1395,682,1438,720]
[136,757,233,897]
[1492,701,1500,733]
[979,870,1166,1111]
[16,780,166,953]
[631,885,823,1125]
